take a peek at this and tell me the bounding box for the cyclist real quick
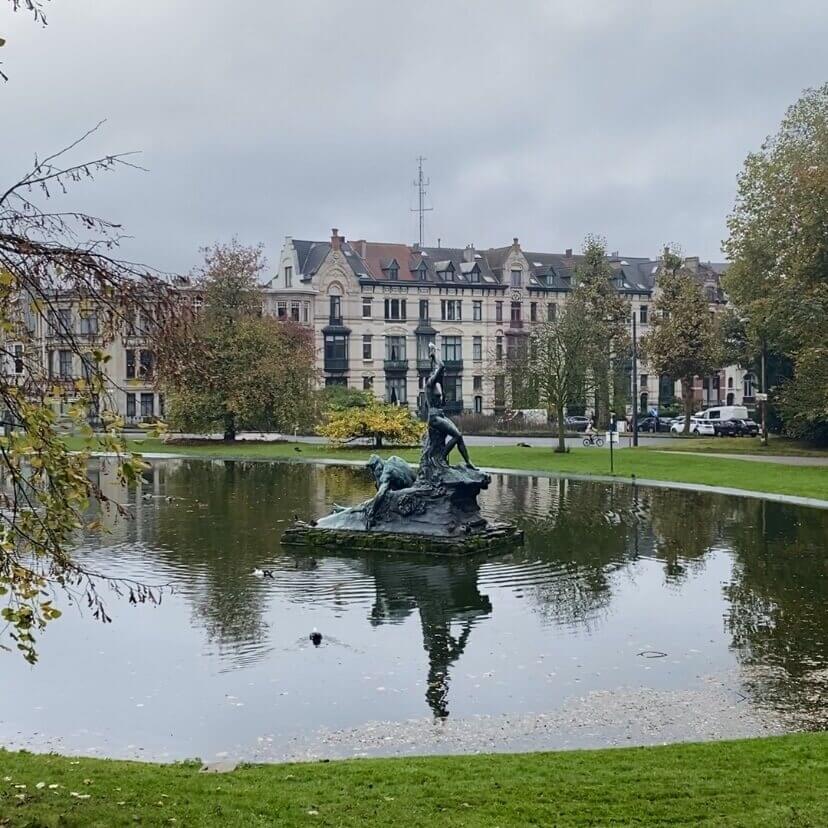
[584,417,597,445]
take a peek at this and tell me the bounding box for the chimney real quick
[331,228,343,252]
[512,237,520,249]
[437,238,441,248]
[565,248,573,257]
[463,244,475,263]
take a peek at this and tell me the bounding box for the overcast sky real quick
[3,1,827,273]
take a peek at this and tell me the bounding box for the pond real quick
[1,458,826,762]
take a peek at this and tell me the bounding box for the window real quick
[324,334,348,361]
[530,302,537,322]
[329,296,341,323]
[743,372,757,398]
[277,301,287,319]
[126,393,136,419]
[13,344,23,375]
[363,376,373,391]
[474,395,483,413]
[705,286,716,302]
[419,299,429,321]
[290,301,300,322]
[50,307,72,335]
[494,375,505,405]
[284,265,293,287]
[385,336,406,361]
[139,350,154,380]
[640,305,648,324]
[384,298,407,321]
[441,299,462,321]
[496,336,503,362]
[58,351,72,379]
[140,393,154,419]
[440,265,455,282]
[417,263,428,281]
[417,335,434,361]
[640,374,648,389]
[443,374,462,404]
[473,375,482,391]
[385,376,407,404]
[495,301,503,323]
[388,265,399,281]
[325,377,347,387]
[472,300,482,321]
[362,298,372,318]
[158,394,166,418]
[510,269,522,287]
[510,301,522,324]
[302,302,310,323]
[547,302,557,321]
[473,336,482,361]
[362,335,372,361]
[470,268,481,284]
[79,311,98,335]
[126,349,135,379]
[442,336,462,362]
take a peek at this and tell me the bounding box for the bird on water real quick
[309,629,322,647]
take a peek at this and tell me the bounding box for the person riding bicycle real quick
[584,417,597,444]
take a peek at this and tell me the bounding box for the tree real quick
[642,251,722,433]
[723,83,828,444]
[572,235,630,427]
[317,401,424,449]
[525,298,592,452]
[0,124,192,662]
[2,1,49,81]
[163,241,317,440]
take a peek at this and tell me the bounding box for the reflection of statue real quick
[365,554,492,719]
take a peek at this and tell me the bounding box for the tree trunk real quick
[681,378,693,434]
[374,433,383,449]
[555,402,567,453]
[223,411,236,442]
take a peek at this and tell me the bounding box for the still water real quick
[1,459,826,761]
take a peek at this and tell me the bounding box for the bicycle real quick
[582,434,604,447]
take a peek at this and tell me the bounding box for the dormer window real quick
[438,262,455,282]
[382,259,400,281]
[284,265,293,288]
[510,268,522,287]
[470,266,481,283]
[417,263,428,281]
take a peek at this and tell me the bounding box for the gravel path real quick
[658,451,828,467]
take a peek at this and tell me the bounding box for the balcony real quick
[416,358,432,372]
[443,359,464,372]
[508,319,524,330]
[443,399,464,415]
[324,357,349,372]
[383,359,408,372]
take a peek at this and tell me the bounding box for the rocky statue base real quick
[283,452,523,556]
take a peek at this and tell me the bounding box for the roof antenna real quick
[411,156,433,248]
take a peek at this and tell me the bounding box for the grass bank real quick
[651,435,828,457]
[70,437,828,501]
[1,734,826,826]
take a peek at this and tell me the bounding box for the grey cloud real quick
[2,0,826,272]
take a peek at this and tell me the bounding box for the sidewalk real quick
[658,450,828,467]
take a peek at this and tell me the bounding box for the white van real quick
[696,405,749,422]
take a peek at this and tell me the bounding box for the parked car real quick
[565,415,591,431]
[670,417,715,436]
[712,419,740,437]
[636,416,674,433]
[733,418,760,437]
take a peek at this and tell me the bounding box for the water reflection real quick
[26,459,828,734]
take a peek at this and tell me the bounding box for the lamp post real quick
[609,410,616,473]
[631,310,638,447]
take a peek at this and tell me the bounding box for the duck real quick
[252,568,274,578]
[517,442,531,448]
[309,629,322,647]
[294,446,302,453]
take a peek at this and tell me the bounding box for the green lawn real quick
[653,435,828,457]
[69,437,828,501]
[1,734,826,827]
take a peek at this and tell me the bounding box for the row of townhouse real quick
[263,230,754,417]
[2,298,165,427]
[2,230,757,427]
